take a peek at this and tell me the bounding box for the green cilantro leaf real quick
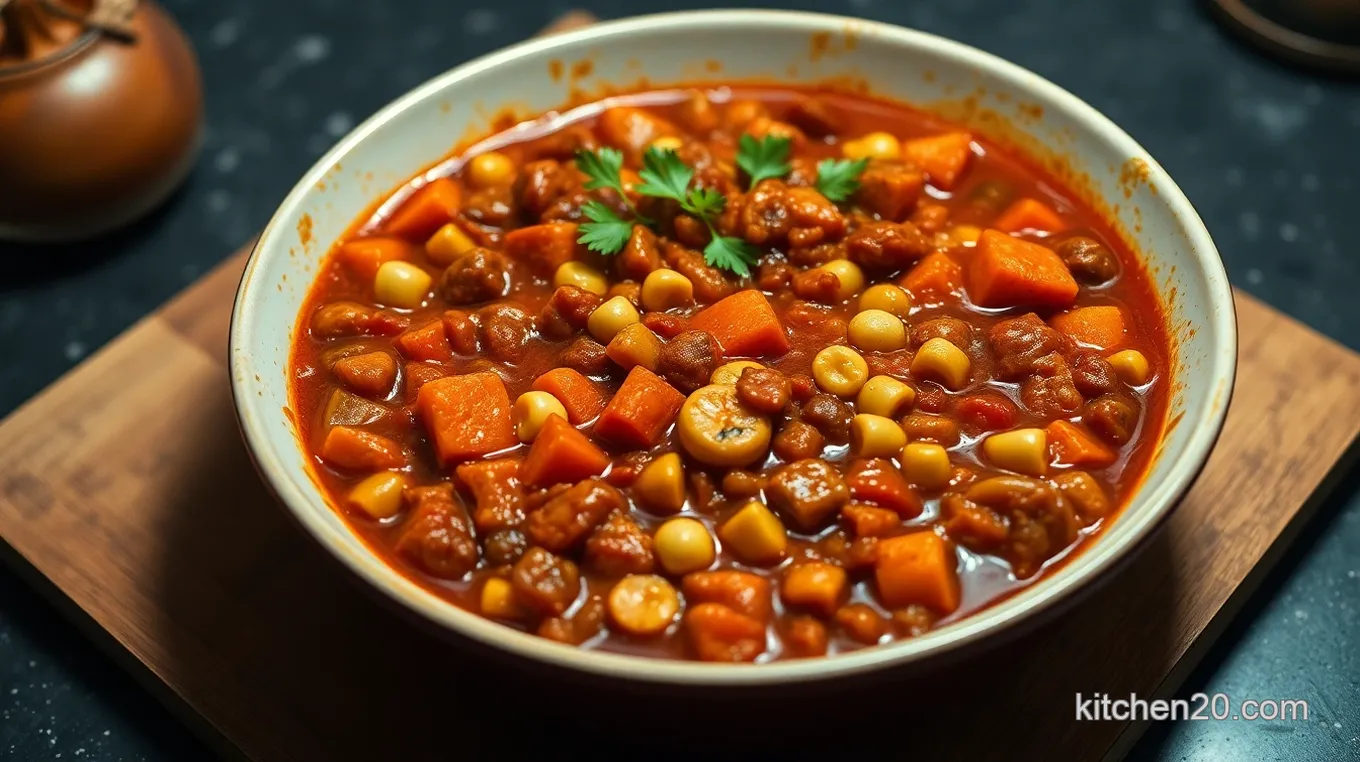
[575,147,626,195]
[636,147,694,202]
[704,234,760,279]
[681,187,726,222]
[815,157,870,202]
[736,133,793,190]
[576,200,633,255]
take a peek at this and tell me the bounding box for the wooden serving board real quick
[4,14,1360,762]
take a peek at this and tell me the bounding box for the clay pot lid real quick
[1211,0,1360,74]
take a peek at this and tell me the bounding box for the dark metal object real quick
[1210,0,1360,73]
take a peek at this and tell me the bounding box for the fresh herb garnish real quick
[574,147,649,222]
[577,200,635,255]
[573,146,760,276]
[815,157,870,202]
[736,133,793,190]
[636,147,695,202]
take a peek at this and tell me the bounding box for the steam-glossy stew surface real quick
[290,86,1170,662]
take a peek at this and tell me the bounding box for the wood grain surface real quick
[4,13,1360,762]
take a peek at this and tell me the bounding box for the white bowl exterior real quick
[231,10,1235,684]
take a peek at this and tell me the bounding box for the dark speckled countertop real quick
[1,0,1358,759]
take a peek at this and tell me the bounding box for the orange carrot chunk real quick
[320,426,407,470]
[900,251,964,305]
[967,230,1078,309]
[594,366,686,449]
[1046,420,1116,467]
[395,321,453,363]
[992,197,1066,235]
[531,368,609,424]
[383,178,461,240]
[901,131,973,190]
[416,372,517,465]
[1049,305,1127,349]
[520,414,611,487]
[685,603,767,663]
[502,222,587,274]
[336,237,414,279]
[874,531,961,614]
[687,289,790,358]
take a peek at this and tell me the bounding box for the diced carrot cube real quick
[1046,420,1116,467]
[781,562,848,618]
[681,570,773,621]
[687,289,790,358]
[900,251,963,305]
[520,414,610,487]
[531,368,608,424]
[993,198,1066,235]
[1049,305,1127,349]
[685,603,767,662]
[502,222,587,274]
[416,373,517,465]
[902,131,973,190]
[336,237,413,279]
[967,230,1078,309]
[320,426,406,470]
[395,321,453,363]
[846,458,923,518]
[594,366,685,449]
[384,178,461,240]
[874,531,960,614]
[842,505,901,538]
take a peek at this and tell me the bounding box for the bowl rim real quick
[229,8,1238,685]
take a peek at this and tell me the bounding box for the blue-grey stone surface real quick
[0,0,1357,759]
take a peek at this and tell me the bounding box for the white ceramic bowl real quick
[230,9,1236,685]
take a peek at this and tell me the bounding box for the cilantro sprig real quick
[571,133,869,277]
[573,146,760,277]
[736,134,792,190]
[815,157,870,202]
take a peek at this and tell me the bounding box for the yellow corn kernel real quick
[480,577,524,619]
[372,261,432,309]
[850,414,908,458]
[608,574,681,636]
[857,375,916,418]
[710,360,764,385]
[344,471,410,519]
[640,269,695,311]
[466,151,515,188]
[633,452,685,513]
[950,224,982,246]
[812,345,869,397]
[554,261,609,296]
[513,391,568,443]
[900,442,951,490]
[848,309,908,352]
[842,131,902,161]
[654,517,715,575]
[649,136,684,152]
[808,259,865,302]
[982,428,1048,476]
[424,222,477,266]
[718,501,788,565]
[910,337,971,390]
[587,295,641,343]
[1107,349,1151,386]
[858,283,912,318]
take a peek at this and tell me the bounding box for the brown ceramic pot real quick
[0,1,203,242]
